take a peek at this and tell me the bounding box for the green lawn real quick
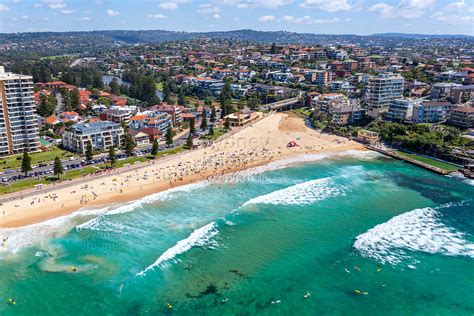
[0,166,98,195]
[201,129,226,140]
[155,82,164,91]
[0,147,76,171]
[293,107,312,116]
[156,146,185,158]
[396,151,460,172]
[0,147,189,195]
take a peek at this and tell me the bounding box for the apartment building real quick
[387,98,421,122]
[0,67,40,156]
[62,121,124,154]
[412,101,453,124]
[448,106,474,128]
[129,111,172,134]
[367,73,405,118]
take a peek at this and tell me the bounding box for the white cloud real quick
[431,0,474,25]
[147,13,167,19]
[233,17,239,21]
[281,15,341,24]
[258,15,275,22]
[11,17,19,21]
[197,3,220,14]
[106,9,119,16]
[45,0,66,9]
[21,15,29,20]
[61,9,75,14]
[34,3,43,7]
[212,13,221,19]
[300,0,353,12]
[0,4,10,11]
[216,0,292,9]
[159,2,178,10]
[43,17,50,21]
[369,0,434,19]
[79,16,91,21]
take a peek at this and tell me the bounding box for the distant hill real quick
[371,33,473,39]
[1,29,472,55]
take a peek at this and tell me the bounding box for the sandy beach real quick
[0,113,364,228]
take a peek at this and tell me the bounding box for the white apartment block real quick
[367,73,405,118]
[62,121,124,154]
[0,66,40,156]
[387,98,421,122]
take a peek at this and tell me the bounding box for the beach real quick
[0,113,364,228]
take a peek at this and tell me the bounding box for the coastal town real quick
[0,0,474,314]
[0,33,473,195]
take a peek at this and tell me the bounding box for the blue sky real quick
[0,0,473,35]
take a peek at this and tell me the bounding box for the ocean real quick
[0,151,473,315]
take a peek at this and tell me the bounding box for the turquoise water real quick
[0,151,473,315]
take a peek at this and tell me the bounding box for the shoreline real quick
[0,113,366,228]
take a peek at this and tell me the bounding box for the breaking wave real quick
[244,177,344,206]
[136,222,219,276]
[76,182,207,232]
[354,204,474,265]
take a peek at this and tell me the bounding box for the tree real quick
[151,139,159,156]
[208,125,215,136]
[108,146,116,168]
[190,117,196,134]
[185,134,193,149]
[271,42,278,54]
[70,88,81,112]
[53,156,63,180]
[178,88,187,106]
[200,109,208,130]
[210,106,216,122]
[162,81,172,104]
[224,117,231,130]
[21,151,32,177]
[109,78,121,95]
[220,80,232,119]
[85,141,93,162]
[37,93,56,117]
[123,134,136,156]
[165,126,174,146]
[204,97,212,106]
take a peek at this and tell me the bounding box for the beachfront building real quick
[129,111,172,134]
[387,98,421,122]
[412,101,453,124]
[62,121,124,154]
[0,66,40,156]
[357,130,379,144]
[448,106,474,128]
[313,93,347,112]
[330,103,366,126]
[366,73,405,118]
[225,109,261,127]
[150,103,183,126]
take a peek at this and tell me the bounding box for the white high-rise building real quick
[0,66,40,156]
[367,73,405,118]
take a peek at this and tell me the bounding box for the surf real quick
[354,202,474,265]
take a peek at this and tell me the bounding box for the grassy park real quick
[396,151,460,172]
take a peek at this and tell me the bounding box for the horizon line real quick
[1,28,472,38]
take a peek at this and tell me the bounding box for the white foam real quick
[76,182,208,231]
[447,172,474,187]
[0,208,100,258]
[354,206,474,265]
[136,222,218,276]
[244,177,343,206]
